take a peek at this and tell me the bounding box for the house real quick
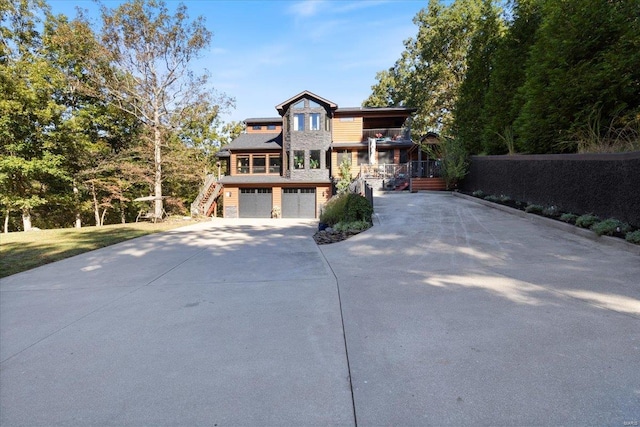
[192,90,443,219]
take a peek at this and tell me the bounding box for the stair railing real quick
[191,174,218,216]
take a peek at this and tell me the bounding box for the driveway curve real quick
[1,192,639,426]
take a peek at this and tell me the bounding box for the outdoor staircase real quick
[191,174,222,217]
[410,177,446,191]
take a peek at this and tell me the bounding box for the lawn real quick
[0,219,200,278]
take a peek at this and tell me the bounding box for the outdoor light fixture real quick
[225,192,231,197]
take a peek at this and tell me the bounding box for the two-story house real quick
[194,90,436,219]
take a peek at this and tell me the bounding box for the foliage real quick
[590,218,631,236]
[430,137,469,189]
[336,153,352,194]
[319,194,349,226]
[524,204,543,214]
[333,221,371,233]
[560,213,578,224]
[472,190,485,198]
[575,214,600,229]
[513,0,640,153]
[625,230,640,245]
[565,106,640,154]
[363,0,486,136]
[542,205,560,218]
[320,193,373,226]
[453,0,505,154]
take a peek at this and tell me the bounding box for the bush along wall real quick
[461,152,640,228]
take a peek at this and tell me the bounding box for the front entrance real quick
[239,188,272,218]
[282,188,316,218]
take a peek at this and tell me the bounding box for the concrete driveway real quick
[1,192,639,426]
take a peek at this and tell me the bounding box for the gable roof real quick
[224,132,282,151]
[275,90,338,116]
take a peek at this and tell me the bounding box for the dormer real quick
[245,117,283,134]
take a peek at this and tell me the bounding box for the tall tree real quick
[514,0,640,153]
[364,0,486,137]
[480,0,544,154]
[81,0,230,220]
[453,0,505,154]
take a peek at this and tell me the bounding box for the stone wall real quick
[461,152,640,227]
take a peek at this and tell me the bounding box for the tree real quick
[80,0,230,220]
[514,0,640,153]
[453,0,505,154]
[364,0,486,137]
[0,0,73,231]
[480,0,544,154]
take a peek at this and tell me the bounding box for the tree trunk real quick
[100,208,108,226]
[91,182,101,226]
[74,180,81,228]
[3,208,9,233]
[22,208,32,232]
[120,199,126,224]
[75,213,82,229]
[153,120,163,221]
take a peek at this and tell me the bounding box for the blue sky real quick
[47,0,428,124]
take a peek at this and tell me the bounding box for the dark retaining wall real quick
[461,152,640,227]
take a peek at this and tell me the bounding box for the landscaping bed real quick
[458,190,640,249]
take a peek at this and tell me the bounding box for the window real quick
[400,149,408,163]
[308,100,321,108]
[293,114,304,131]
[293,150,305,169]
[339,117,354,122]
[269,156,281,173]
[267,124,276,130]
[310,113,320,131]
[357,150,369,165]
[253,156,266,173]
[292,100,305,109]
[252,125,262,130]
[237,156,249,174]
[310,150,320,169]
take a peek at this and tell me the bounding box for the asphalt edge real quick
[452,191,640,256]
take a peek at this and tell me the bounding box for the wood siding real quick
[247,125,282,134]
[332,117,363,142]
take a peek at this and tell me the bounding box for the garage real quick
[239,188,272,218]
[282,188,316,218]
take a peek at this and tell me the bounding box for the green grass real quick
[0,219,199,278]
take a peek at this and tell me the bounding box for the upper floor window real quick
[252,156,266,173]
[292,100,305,109]
[252,125,262,130]
[310,150,321,169]
[310,113,320,131]
[237,156,249,174]
[269,156,281,173]
[308,100,321,108]
[267,125,276,130]
[293,113,304,131]
[293,150,305,169]
[357,150,369,165]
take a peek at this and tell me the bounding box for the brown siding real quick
[316,184,331,216]
[331,150,361,179]
[272,186,282,211]
[332,117,363,142]
[247,125,282,134]
[222,186,238,218]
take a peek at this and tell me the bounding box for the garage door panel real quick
[239,188,272,218]
[282,188,316,218]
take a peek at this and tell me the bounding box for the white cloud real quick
[287,0,326,18]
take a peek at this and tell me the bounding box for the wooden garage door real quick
[282,188,316,218]
[239,188,272,218]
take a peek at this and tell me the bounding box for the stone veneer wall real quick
[286,101,332,182]
[461,151,640,227]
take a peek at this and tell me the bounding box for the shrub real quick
[626,230,640,245]
[472,190,485,198]
[590,218,631,236]
[344,193,373,223]
[525,204,544,214]
[498,194,512,203]
[334,220,371,233]
[575,214,600,229]
[484,195,501,203]
[542,205,561,218]
[560,213,578,224]
[320,193,372,226]
[319,194,349,226]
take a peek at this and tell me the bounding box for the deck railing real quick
[361,127,411,142]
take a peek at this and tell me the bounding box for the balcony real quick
[361,127,411,143]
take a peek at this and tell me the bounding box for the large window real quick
[378,150,394,164]
[252,156,266,173]
[269,156,281,173]
[267,124,277,130]
[310,113,320,131]
[293,114,304,131]
[292,100,305,109]
[293,150,305,169]
[237,156,249,174]
[310,150,321,169]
